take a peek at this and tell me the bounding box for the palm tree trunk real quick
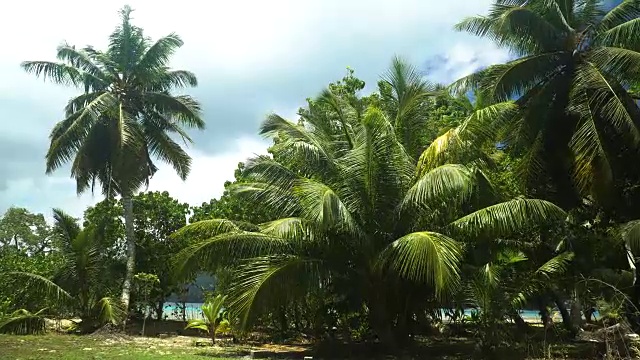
[156,301,164,320]
[120,194,136,320]
[624,242,640,331]
[553,291,577,336]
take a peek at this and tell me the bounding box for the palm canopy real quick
[447,0,640,208]
[22,5,204,196]
[173,59,566,339]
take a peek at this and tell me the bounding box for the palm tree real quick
[21,5,205,313]
[449,0,640,209]
[173,59,566,346]
[185,294,228,344]
[1,209,124,332]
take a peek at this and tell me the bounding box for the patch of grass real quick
[0,334,241,360]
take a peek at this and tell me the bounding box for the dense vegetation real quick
[2,1,640,359]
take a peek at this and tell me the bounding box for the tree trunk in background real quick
[539,304,552,329]
[570,289,583,330]
[624,243,640,332]
[156,301,164,320]
[553,292,577,336]
[121,195,136,322]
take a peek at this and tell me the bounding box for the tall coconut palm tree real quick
[173,59,566,346]
[447,0,640,209]
[21,5,205,313]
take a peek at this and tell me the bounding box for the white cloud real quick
[147,136,269,207]
[0,136,269,218]
[426,42,511,84]
[1,0,510,217]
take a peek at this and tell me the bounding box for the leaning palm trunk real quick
[121,194,136,319]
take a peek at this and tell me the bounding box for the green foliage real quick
[8,1,640,352]
[131,191,191,318]
[83,199,125,258]
[0,308,47,335]
[185,295,228,343]
[0,207,51,253]
[175,59,565,346]
[1,209,124,331]
[453,0,640,209]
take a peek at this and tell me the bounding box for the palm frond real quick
[185,319,209,332]
[243,155,299,190]
[622,220,640,254]
[260,114,335,176]
[143,93,204,129]
[479,52,568,102]
[154,70,198,89]
[316,89,356,148]
[455,4,564,55]
[227,255,322,329]
[229,181,301,219]
[95,297,125,325]
[449,198,567,239]
[46,92,118,173]
[134,33,184,74]
[52,208,81,243]
[55,44,108,89]
[597,18,640,50]
[377,231,462,297]
[574,62,640,143]
[535,251,575,279]
[0,272,72,308]
[567,88,614,197]
[588,46,640,85]
[382,56,433,120]
[173,232,291,277]
[402,164,476,212]
[598,0,640,32]
[173,219,244,240]
[416,102,519,172]
[0,309,47,335]
[144,122,192,179]
[201,295,227,325]
[294,179,360,235]
[259,218,318,243]
[21,61,84,86]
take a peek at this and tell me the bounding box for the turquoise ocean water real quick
[160,303,598,322]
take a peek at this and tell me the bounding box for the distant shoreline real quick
[157,303,585,323]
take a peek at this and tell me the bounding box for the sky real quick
[0,0,518,218]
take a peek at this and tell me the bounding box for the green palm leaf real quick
[95,297,125,325]
[455,4,564,55]
[0,309,48,335]
[598,0,640,32]
[377,231,462,297]
[403,164,477,212]
[227,255,323,329]
[173,231,291,276]
[21,61,84,86]
[622,220,640,254]
[567,88,614,197]
[535,251,575,279]
[294,179,360,235]
[1,272,72,308]
[480,52,568,102]
[450,198,567,238]
[574,62,640,142]
[52,208,81,243]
